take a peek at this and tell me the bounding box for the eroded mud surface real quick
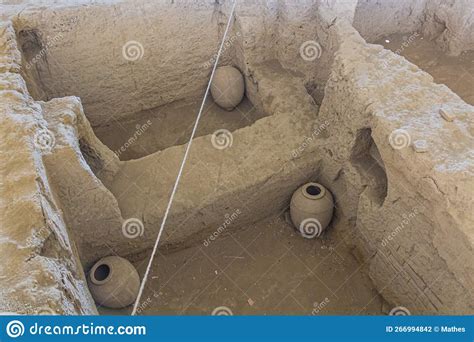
[378,33,474,105]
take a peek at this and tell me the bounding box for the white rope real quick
[131,0,238,315]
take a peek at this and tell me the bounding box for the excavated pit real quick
[94,96,267,160]
[1,0,473,316]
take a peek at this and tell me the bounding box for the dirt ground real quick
[94,96,267,160]
[378,32,474,105]
[99,213,383,315]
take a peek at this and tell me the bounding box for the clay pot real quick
[210,66,245,111]
[290,182,334,239]
[87,256,140,309]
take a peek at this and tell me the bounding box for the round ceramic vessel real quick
[290,182,334,238]
[87,256,140,309]
[210,66,245,111]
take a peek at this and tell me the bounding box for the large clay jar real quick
[290,182,334,239]
[210,66,245,111]
[87,256,140,309]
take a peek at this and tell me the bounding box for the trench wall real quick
[422,0,474,56]
[0,20,97,315]
[317,19,474,314]
[12,0,364,126]
[353,0,427,41]
[353,0,474,56]
[13,0,236,126]
[164,4,474,313]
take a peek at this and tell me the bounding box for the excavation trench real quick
[1,0,473,315]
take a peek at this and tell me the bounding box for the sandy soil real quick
[99,214,383,315]
[377,33,474,105]
[94,96,267,160]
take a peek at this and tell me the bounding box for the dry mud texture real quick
[93,97,268,160]
[1,0,473,315]
[0,22,97,314]
[317,31,473,314]
[353,0,474,56]
[133,215,383,316]
[13,0,237,127]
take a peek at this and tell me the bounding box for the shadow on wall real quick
[350,128,388,207]
[17,28,52,100]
